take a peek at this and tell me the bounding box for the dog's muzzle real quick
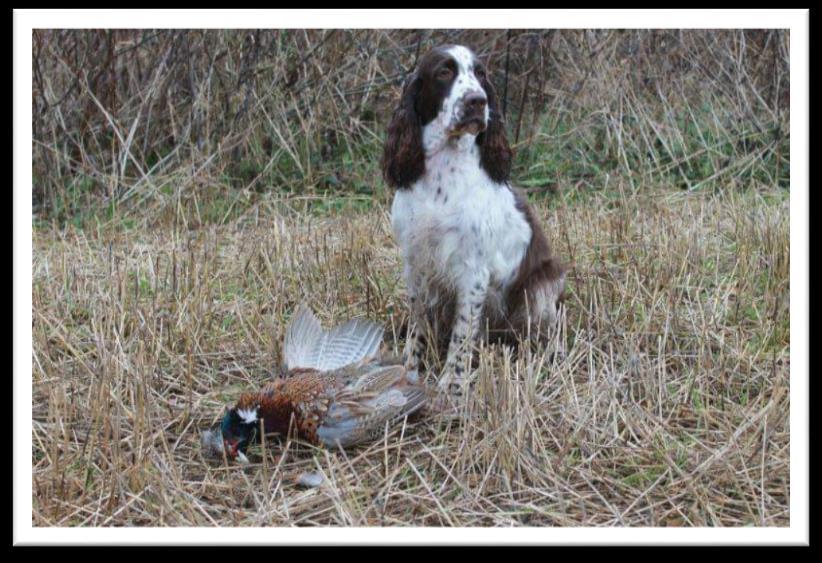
[452,92,488,136]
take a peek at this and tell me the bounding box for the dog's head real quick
[382,44,512,188]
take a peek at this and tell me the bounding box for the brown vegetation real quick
[32,29,789,526]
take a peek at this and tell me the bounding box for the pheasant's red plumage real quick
[235,360,423,446]
[211,306,429,456]
[235,371,332,445]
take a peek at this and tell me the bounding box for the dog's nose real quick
[464,92,487,111]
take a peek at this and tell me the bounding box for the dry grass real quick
[32,29,788,227]
[31,28,790,527]
[32,183,789,526]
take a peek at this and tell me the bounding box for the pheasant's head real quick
[220,403,259,460]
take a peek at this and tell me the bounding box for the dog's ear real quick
[477,74,512,184]
[382,73,425,189]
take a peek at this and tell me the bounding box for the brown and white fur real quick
[382,45,566,392]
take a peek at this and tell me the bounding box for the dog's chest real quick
[391,149,532,288]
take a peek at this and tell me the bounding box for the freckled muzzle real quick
[452,91,488,137]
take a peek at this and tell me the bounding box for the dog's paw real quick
[548,342,567,364]
[437,368,472,396]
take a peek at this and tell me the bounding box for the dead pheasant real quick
[204,305,428,462]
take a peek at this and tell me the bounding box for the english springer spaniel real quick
[382,44,566,392]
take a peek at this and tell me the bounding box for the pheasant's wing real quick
[283,304,384,372]
[316,365,427,448]
[315,358,410,395]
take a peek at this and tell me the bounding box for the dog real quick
[381,44,566,391]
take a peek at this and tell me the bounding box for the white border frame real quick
[14,9,809,545]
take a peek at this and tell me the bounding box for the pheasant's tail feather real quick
[283,304,384,372]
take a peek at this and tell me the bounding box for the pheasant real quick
[203,305,428,462]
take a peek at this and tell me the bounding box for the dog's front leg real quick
[403,292,428,374]
[438,268,489,393]
[402,264,429,376]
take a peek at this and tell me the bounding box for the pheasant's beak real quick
[223,438,239,458]
[225,439,250,464]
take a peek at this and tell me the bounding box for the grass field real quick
[32,184,789,526]
[31,29,790,527]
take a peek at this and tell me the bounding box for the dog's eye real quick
[475,67,486,80]
[437,67,453,80]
